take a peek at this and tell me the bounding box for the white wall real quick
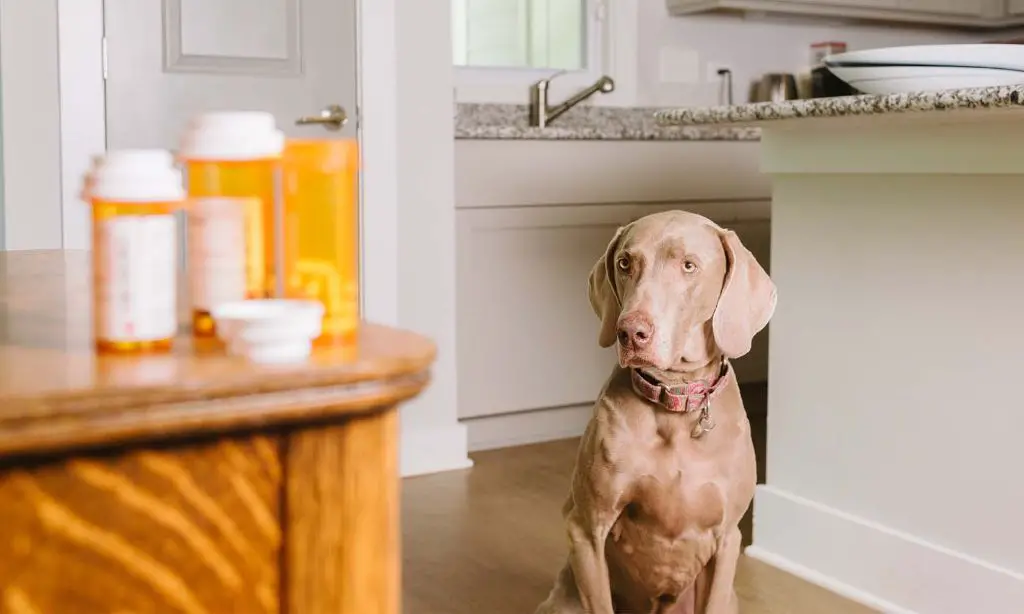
[635,4,982,107]
[395,1,473,475]
[0,0,64,250]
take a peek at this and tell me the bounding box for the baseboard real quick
[463,403,593,452]
[749,485,1024,614]
[400,422,474,477]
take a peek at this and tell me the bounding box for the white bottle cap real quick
[89,149,185,203]
[178,111,285,161]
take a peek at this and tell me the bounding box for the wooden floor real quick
[403,384,877,614]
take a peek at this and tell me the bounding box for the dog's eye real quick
[682,260,698,273]
[615,255,631,272]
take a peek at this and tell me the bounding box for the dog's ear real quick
[711,227,777,359]
[588,224,629,348]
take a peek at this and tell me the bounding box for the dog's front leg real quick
[698,526,742,614]
[565,505,620,614]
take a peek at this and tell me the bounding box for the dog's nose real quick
[617,314,654,348]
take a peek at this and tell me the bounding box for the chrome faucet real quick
[529,73,615,128]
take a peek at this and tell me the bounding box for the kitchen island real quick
[657,86,1024,614]
[0,250,434,614]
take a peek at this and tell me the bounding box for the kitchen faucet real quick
[528,72,615,128]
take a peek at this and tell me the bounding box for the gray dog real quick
[536,211,776,614]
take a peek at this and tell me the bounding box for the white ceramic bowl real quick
[826,64,1024,95]
[212,299,324,364]
[823,44,1024,73]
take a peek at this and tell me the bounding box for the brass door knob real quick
[295,104,348,131]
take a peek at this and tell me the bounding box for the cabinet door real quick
[457,203,675,419]
[456,202,771,419]
[897,0,998,16]
[1009,0,1024,14]
[810,0,897,10]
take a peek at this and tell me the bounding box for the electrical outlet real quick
[705,62,732,83]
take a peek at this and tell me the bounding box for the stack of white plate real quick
[824,44,1024,95]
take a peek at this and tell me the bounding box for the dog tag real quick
[690,404,716,439]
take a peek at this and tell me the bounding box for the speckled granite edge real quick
[455,103,760,141]
[654,85,1024,127]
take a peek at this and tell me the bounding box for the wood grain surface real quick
[0,250,434,459]
[0,435,282,614]
[0,250,434,614]
[286,409,399,614]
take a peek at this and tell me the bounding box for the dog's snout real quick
[617,314,654,348]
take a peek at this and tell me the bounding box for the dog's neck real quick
[629,357,730,415]
[638,357,723,387]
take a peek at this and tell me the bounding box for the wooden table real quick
[0,250,435,614]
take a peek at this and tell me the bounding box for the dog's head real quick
[588,210,776,372]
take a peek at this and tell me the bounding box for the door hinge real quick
[101,36,108,80]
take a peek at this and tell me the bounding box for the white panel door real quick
[105,0,358,149]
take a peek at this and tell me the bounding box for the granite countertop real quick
[456,103,760,141]
[654,85,1024,127]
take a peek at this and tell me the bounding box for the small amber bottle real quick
[178,112,285,337]
[87,150,184,353]
[281,139,360,345]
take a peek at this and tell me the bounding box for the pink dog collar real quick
[630,361,731,413]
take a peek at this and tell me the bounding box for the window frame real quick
[453,0,635,106]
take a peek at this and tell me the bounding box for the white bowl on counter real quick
[823,44,1024,73]
[823,44,1024,95]
[828,64,1024,95]
[212,299,324,364]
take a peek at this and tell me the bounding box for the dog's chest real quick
[601,397,740,537]
[628,451,727,538]
[604,433,728,537]
[607,449,725,600]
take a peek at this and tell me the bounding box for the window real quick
[451,0,611,102]
[453,0,588,71]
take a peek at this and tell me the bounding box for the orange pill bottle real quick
[178,112,284,337]
[281,139,360,344]
[88,150,184,353]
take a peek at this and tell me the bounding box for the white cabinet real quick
[456,202,771,419]
[897,0,1001,17]
[667,0,1008,27]
[453,139,772,425]
[456,203,655,419]
[1009,0,1024,15]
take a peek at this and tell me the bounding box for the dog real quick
[535,210,776,614]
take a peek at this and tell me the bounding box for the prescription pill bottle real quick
[281,139,360,344]
[88,150,184,353]
[179,112,284,337]
[184,195,261,339]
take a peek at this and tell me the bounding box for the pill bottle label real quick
[94,215,178,342]
[187,197,247,311]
